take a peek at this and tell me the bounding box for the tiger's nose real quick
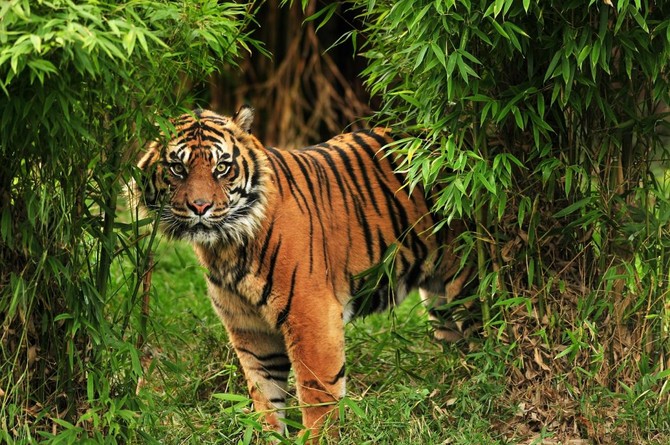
[187,199,213,216]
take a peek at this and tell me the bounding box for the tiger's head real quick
[132,106,270,245]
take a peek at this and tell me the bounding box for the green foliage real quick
[352,0,670,439]
[0,1,258,442]
[355,0,669,217]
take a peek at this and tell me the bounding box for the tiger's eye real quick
[216,163,230,175]
[170,163,186,176]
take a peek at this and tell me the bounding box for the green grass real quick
[114,239,670,445]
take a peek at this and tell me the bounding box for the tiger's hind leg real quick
[421,288,465,343]
[420,267,482,343]
[420,288,482,342]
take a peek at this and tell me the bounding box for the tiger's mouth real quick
[183,222,216,238]
[190,222,208,230]
[161,206,236,244]
[163,218,220,244]
[159,194,265,246]
[171,213,215,227]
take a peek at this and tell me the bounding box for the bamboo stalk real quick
[136,252,154,350]
[96,115,120,300]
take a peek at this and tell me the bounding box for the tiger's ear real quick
[233,105,254,133]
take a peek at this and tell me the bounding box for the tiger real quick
[132,106,480,440]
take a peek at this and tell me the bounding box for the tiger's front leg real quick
[208,285,291,433]
[280,293,346,441]
[227,328,291,433]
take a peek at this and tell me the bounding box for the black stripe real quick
[258,238,282,307]
[261,372,290,382]
[331,145,368,206]
[261,362,292,373]
[240,157,250,187]
[233,246,249,284]
[350,134,409,240]
[237,347,288,363]
[276,266,298,329]
[328,364,346,385]
[291,152,321,215]
[229,186,250,198]
[199,123,227,140]
[267,150,318,275]
[176,121,202,136]
[351,132,382,162]
[190,149,213,163]
[377,179,404,240]
[257,221,275,273]
[246,147,261,189]
[266,147,309,214]
[357,130,391,154]
[307,147,350,210]
[303,152,337,270]
[353,196,374,262]
[194,132,226,144]
[347,143,382,215]
[207,273,223,287]
[145,170,159,206]
[348,274,355,296]
[352,132,403,189]
[305,154,334,211]
[302,379,326,392]
[343,223,352,278]
[266,154,285,196]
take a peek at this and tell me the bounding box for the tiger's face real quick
[134,106,269,245]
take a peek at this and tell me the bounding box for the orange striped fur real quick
[133,107,478,439]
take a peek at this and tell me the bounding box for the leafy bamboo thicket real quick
[0,1,258,442]
[352,0,670,438]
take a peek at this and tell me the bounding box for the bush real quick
[353,0,670,440]
[0,1,258,442]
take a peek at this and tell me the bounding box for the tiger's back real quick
[134,107,475,440]
[262,129,450,315]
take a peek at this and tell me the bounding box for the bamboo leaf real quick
[490,18,509,39]
[303,3,339,32]
[476,171,496,194]
[431,42,447,68]
[553,197,593,218]
[544,51,562,82]
[576,45,591,67]
[512,106,524,129]
[627,4,649,33]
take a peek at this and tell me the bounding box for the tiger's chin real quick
[170,224,222,245]
[160,216,262,247]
